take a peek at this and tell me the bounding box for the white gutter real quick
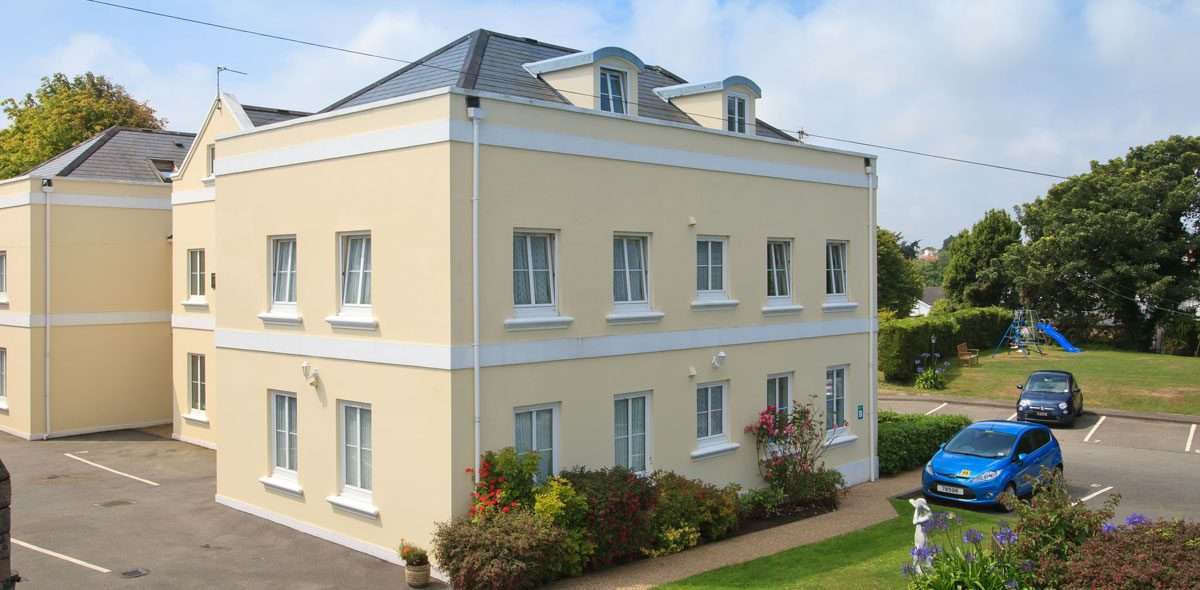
[866,158,879,481]
[467,100,484,483]
[41,179,54,440]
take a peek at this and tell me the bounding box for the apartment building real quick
[175,29,879,563]
[0,127,192,439]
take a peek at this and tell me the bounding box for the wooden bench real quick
[957,343,980,366]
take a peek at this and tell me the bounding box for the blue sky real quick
[3,0,1198,245]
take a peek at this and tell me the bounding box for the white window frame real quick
[612,234,651,312]
[826,365,848,436]
[270,391,298,482]
[726,93,748,134]
[599,67,628,114]
[695,382,728,448]
[338,232,372,315]
[766,240,792,304]
[186,249,206,302]
[338,401,373,501]
[0,348,7,410]
[825,241,849,301]
[767,372,792,415]
[188,353,206,416]
[512,232,558,318]
[205,144,215,177]
[695,237,728,301]
[514,403,560,483]
[614,392,651,474]
[269,236,298,314]
[0,251,8,303]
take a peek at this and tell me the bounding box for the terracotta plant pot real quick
[405,563,430,588]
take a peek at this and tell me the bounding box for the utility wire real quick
[85,0,1075,180]
[1081,276,1200,321]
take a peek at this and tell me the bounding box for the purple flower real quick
[1101,523,1117,534]
[962,528,984,544]
[1125,513,1149,527]
[994,527,1018,546]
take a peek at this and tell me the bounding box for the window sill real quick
[504,315,574,331]
[257,311,303,326]
[690,440,740,460]
[326,494,379,519]
[690,298,739,311]
[325,315,378,331]
[821,301,859,312]
[180,298,209,310]
[259,475,303,497]
[762,303,805,315]
[183,411,210,424]
[606,310,665,325]
[825,431,858,448]
[201,175,215,187]
[0,401,8,412]
[0,295,9,305]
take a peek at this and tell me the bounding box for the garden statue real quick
[909,497,932,573]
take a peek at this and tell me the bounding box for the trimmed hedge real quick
[877,410,971,476]
[879,306,1011,381]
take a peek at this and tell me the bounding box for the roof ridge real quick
[241,104,312,116]
[110,126,197,137]
[457,29,491,90]
[479,29,578,53]
[57,127,122,177]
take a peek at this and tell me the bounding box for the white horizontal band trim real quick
[690,299,739,310]
[690,440,740,459]
[172,313,215,331]
[260,475,304,497]
[504,315,574,331]
[821,301,860,312]
[326,494,380,519]
[172,187,216,205]
[1,192,170,210]
[0,311,168,327]
[172,432,217,450]
[215,317,871,369]
[836,456,873,488]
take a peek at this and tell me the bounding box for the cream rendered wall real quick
[172,326,213,446]
[668,83,757,134]
[538,57,640,116]
[1,178,38,438]
[0,326,33,438]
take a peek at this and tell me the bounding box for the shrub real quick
[904,511,1034,590]
[560,466,656,568]
[951,306,1011,350]
[739,486,788,519]
[1004,466,1119,589]
[432,511,571,590]
[1066,518,1200,590]
[399,539,429,566]
[466,448,542,519]
[914,367,946,390]
[532,477,594,577]
[877,410,971,475]
[879,315,958,381]
[646,471,739,556]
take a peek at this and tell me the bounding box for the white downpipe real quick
[468,104,483,483]
[867,159,879,481]
[41,181,53,440]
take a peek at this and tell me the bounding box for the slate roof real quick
[27,127,195,184]
[323,29,796,141]
[243,104,312,127]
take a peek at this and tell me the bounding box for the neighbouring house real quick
[911,286,945,317]
[171,29,879,564]
[0,127,193,439]
[918,246,939,261]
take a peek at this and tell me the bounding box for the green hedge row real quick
[877,410,972,476]
[879,306,1012,381]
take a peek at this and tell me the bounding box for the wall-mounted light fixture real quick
[301,361,320,387]
[711,351,727,369]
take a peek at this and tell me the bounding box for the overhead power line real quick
[86,0,1075,180]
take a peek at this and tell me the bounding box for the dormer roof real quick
[522,46,646,76]
[653,76,763,100]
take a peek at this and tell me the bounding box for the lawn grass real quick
[880,346,1200,416]
[659,499,1010,590]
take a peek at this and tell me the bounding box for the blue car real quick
[922,420,1063,509]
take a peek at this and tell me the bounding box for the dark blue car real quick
[923,420,1063,509]
[1017,370,1084,427]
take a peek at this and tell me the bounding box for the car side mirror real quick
[1015,453,1027,464]
[938,443,946,450]
[1016,384,1024,390]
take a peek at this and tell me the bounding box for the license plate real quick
[936,484,965,496]
[1035,411,1050,417]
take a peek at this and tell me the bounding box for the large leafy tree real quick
[942,209,1023,307]
[0,72,163,179]
[877,227,924,317]
[1008,135,1200,347]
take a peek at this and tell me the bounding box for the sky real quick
[2,0,1198,245]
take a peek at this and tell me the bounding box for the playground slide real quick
[1037,322,1081,353]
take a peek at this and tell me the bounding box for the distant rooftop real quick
[27,127,196,184]
[242,104,312,127]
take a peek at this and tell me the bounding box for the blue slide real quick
[1037,322,1081,353]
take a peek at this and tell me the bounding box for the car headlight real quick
[973,470,1001,482]
[1058,402,1069,410]
[1018,399,1031,408]
[925,462,934,476]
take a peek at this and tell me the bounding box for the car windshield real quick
[1025,373,1070,394]
[944,428,1016,459]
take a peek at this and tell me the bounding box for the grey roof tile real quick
[243,104,312,127]
[27,127,195,184]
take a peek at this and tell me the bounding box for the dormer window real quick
[150,159,176,182]
[600,69,627,114]
[726,94,747,133]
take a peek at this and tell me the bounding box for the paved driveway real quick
[1,427,440,590]
[883,398,1200,521]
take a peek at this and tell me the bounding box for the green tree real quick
[0,73,163,179]
[877,227,924,317]
[916,255,948,287]
[942,209,1022,308]
[1008,135,1200,348]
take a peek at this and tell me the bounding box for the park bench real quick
[956,343,980,366]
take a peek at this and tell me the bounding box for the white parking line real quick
[12,538,112,574]
[1074,486,1115,505]
[1083,416,1107,443]
[1186,424,1196,454]
[925,402,948,416]
[64,452,160,487]
[1007,412,1018,421]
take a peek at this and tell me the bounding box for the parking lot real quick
[0,426,430,590]
[883,397,1200,521]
